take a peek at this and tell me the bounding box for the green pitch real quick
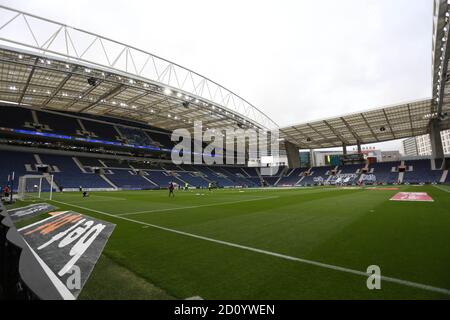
[15,185,450,299]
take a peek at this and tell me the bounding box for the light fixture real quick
[163,88,172,95]
[87,77,97,86]
[176,92,182,98]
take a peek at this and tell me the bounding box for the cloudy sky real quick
[1,0,433,151]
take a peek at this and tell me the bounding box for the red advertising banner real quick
[390,192,434,202]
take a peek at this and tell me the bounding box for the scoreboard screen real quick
[341,153,365,165]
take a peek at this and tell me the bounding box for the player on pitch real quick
[168,182,175,197]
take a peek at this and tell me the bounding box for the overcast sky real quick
[1,0,433,151]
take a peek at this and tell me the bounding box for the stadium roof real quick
[0,3,449,152]
[279,99,442,149]
[0,5,277,134]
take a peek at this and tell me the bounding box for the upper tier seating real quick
[81,119,120,141]
[0,105,178,151]
[35,111,81,136]
[118,127,157,146]
[147,131,172,148]
[0,106,34,129]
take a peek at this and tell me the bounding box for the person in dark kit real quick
[3,186,10,198]
[83,191,89,198]
[79,186,83,192]
[168,182,175,197]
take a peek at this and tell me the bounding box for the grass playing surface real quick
[13,185,450,299]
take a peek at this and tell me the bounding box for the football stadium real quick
[0,1,449,304]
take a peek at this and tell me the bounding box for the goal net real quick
[17,175,55,201]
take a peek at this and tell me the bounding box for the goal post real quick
[17,174,55,201]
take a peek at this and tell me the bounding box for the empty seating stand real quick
[0,105,34,129]
[106,170,154,190]
[39,154,110,189]
[300,166,333,185]
[77,157,104,167]
[370,162,399,184]
[403,159,442,184]
[81,119,120,141]
[0,150,37,191]
[101,159,131,169]
[277,168,305,186]
[35,111,81,136]
[118,127,156,146]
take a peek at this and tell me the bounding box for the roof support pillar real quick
[309,149,315,167]
[284,141,300,168]
[357,141,361,154]
[342,144,347,155]
[429,119,444,160]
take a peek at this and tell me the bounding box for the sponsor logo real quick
[8,203,56,222]
[389,192,434,202]
[19,211,115,299]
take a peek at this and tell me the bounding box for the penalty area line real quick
[432,185,450,193]
[49,198,450,297]
[117,196,280,216]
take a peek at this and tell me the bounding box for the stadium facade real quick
[0,1,450,188]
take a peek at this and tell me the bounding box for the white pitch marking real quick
[117,196,280,216]
[433,185,450,193]
[49,199,450,297]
